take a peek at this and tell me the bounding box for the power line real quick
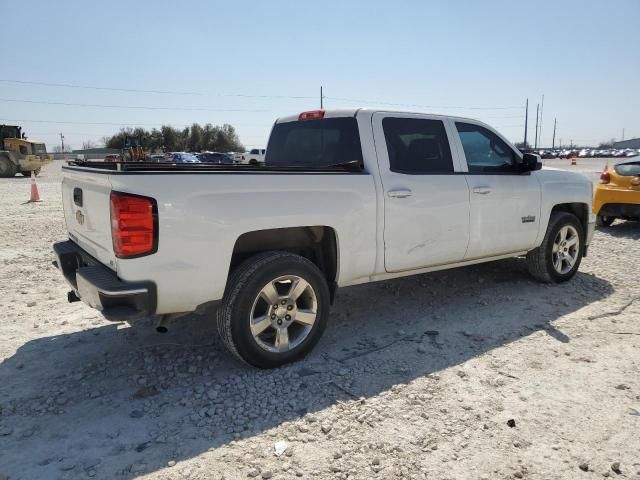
[0,117,272,128]
[2,94,524,112]
[0,78,316,100]
[1,78,529,113]
[325,96,524,110]
[0,78,202,95]
[479,114,526,119]
[28,132,111,136]
[0,97,271,112]
[0,117,179,127]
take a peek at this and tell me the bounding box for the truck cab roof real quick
[275,108,482,125]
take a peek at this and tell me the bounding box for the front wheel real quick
[0,158,16,178]
[20,168,41,177]
[526,211,584,283]
[596,215,614,227]
[216,251,330,368]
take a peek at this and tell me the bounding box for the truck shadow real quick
[0,258,613,479]
[597,220,640,239]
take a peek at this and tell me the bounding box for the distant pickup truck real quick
[239,148,266,165]
[53,109,595,368]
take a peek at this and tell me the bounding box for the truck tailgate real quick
[61,168,117,269]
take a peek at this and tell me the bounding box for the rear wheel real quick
[20,168,41,177]
[0,157,16,178]
[526,212,584,283]
[596,214,614,227]
[217,251,330,368]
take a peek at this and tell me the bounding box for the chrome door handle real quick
[387,189,412,198]
[472,187,492,195]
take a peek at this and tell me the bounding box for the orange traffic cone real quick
[571,156,577,166]
[29,170,41,202]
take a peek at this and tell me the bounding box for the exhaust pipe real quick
[155,312,188,333]
[156,315,170,333]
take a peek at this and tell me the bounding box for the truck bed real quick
[65,161,362,173]
[60,162,378,314]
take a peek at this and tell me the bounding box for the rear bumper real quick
[598,203,640,219]
[594,186,640,215]
[53,240,156,321]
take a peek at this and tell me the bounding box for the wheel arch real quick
[550,202,589,234]
[229,226,339,301]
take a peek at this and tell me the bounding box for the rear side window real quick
[382,118,453,174]
[266,118,363,168]
[456,122,517,173]
[614,162,640,176]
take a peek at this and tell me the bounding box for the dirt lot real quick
[1,161,639,480]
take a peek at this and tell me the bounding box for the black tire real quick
[20,168,40,177]
[0,157,16,178]
[216,251,330,368]
[249,159,258,166]
[526,211,584,283]
[596,214,614,227]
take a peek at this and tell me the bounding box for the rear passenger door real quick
[452,121,541,259]
[372,113,470,272]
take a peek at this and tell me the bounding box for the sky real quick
[2,0,639,151]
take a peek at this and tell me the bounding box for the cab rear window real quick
[615,162,640,176]
[265,118,363,168]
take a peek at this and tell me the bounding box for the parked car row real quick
[102,150,266,164]
[537,148,639,159]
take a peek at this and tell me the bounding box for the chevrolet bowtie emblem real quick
[75,210,85,225]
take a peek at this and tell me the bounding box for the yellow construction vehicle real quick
[0,124,53,177]
[123,135,145,162]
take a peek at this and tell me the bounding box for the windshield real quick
[265,117,363,168]
[0,125,21,139]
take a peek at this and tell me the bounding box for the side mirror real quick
[522,153,542,172]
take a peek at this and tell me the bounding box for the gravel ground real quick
[1,161,639,480]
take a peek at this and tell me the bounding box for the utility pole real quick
[539,94,544,147]
[534,104,540,149]
[523,99,528,148]
[320,86,324,109]
[60,133,65,153]
[552,118,557,149]
[622,128,625,141]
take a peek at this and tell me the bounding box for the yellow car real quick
[593,157,640,226]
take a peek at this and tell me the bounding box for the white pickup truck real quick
[238,148,266,165]
[54,109,595,368]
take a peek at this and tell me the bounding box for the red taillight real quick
[599,166,610,184]
[298,110,325,121]
[110,192,157,258]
